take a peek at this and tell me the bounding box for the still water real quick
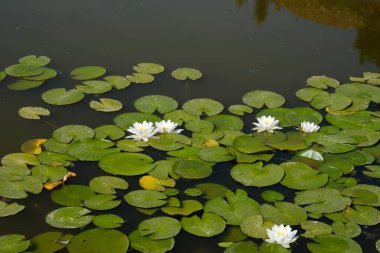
[0,0,380,252]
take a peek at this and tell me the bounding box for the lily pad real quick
[171,67,202,80]
[172,160,213,179]
[18,107,50,120]
[70,66,106,80]
[94,125,125,140]
[99,152,154,176]
[268,131,310,151]
[240,214,272,238]
[5,64,44,77]
[1,153,40,166]
[331,221,361,238]
[89,176,129,194]
[307,75,340,89]
[90,98,122,112]
[296,87,329,102]
[261,190,284,202]
[164,109,199,125]
[124,190,167,208]
[42,88,85,105]
[197,147,234,162]
[129,230,174,253]
[68,138,119,161]
[84,194,121,210]
[23,67,57,81]
[37,151,77,166]
[19,55,51,66]
[29,231,72,253]
[0,234,30,253]
[104,75,131,89]
[343,205,380,225]
[207,114,244,131]
[46,207,93,229]
[301,221,332,238]
[224,241,259,253]
[113,112,161,130]
[7,79,45,90]
[126,73,154,84]
[138,216,181,240]
[183,98,224,116]
[311,93,352,111]
[134,95,178,114]
[133,63,165,74]
[181,213,226,237]
[363,165,380,178]
[260,201,307,225]
[259,242,291,253]
[185,119,214,134]
[242,90,285,108]
[51,185,96,206]
[31,164,67,182]
[76,80,112,94]
[53,125,94,144]
[0,71,5,81]
[196,183,229,199]
[228,104,253,115]
[68,228,129,253]
[307,234,362,253]
[116,139,148,152]
[233,135,273,154]
[341,184,380,206]
[231,162,284,187]
[184,188,203,197]
[0,201,25,217]
[161,199,203,216]
[93,214,124,229]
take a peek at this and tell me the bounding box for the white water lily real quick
[265,224,298,248]
[252,115,282,133]
[155,120,183,134]
[126,121,158,142]
[297,121,320,133]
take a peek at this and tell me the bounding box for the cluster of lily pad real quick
[0,56,380,253]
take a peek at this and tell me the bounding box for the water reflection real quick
[242,0,380,67]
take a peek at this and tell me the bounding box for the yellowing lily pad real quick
[70,66,106,80]
[21,138,47,154]
[171,67,202,80]
[139,175,175,191]
[18,107,50,120]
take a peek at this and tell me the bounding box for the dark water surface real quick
[1,0,380,252]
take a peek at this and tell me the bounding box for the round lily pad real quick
[138,216,181,240]
[42,88,85,105]
[68,228,129,253]
[46,207,93,229]
[181,213,226,237]
[70,66,106,80]
[260,201,307,225]
[307,75,340,89]
[18,107,50,120]
[90,98,123,112]
[93,214,124,229]
[161,199,203,216]
[182,98,224,116]
[307,234,362,253]
[95,124,125,140]
[7,79,45,90]
[51,185,96,207]
[89,176,129,194]
[240,215,272,238]
[126,73,154,84]
[341,184,380,206]
[76,80,112,94]
[171,67,202,80]
[113,112,161,130]
[53,125,94,144]
[206,114,244,131]
[134,95,178,114]
[242,90,285,108]
[331,221,361,238]
[5,64,44,77]
[231,162,284,187]
[124,190,167,208]
[68,138,120,161]
[129,230,174,253]
[228,104,253,115]
[19,55,51,66]
[104,75,131,89]
[261,190,284,202]
[172,160,213,179]
[83,194,121,210]
[133,63,165,74]
[0,234,30,253]
[301,221,332,238]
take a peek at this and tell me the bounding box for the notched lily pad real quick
[307,234,362,253]
[171,67,202,80]
[0,201,25,217]
[307,75,340,89]
[183,98,224,116]
[89,176,129,194]
[18,106,50,120]
[126,73,154,84]
[0,234,30,253]
[181,213,226,237]
[42,88,85,105]
[19,55,51,66]
[7,79,45,90]
[133,63,165,74]
[138,216,181,240]
[242,90,285,108]
[46,207,93,229]
[231,162,284,187]
[99,152,154,176]
[134,95,178,114]
[124,190,167,208]
[70,66,106,80]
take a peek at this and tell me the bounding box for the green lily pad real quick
[260,201,307,225]
[184,188,203,197]
[311,93,352,111]
[197,147,234,162]
[90,98,122,112]
[37,151,77,166]
[280,162,328,190]
[172,160,213,179]
[133,63,165,74]
[326,111,380,130]
[240,214,272,239]
[1,153,40,166]
[0,177,40,199]
[307,75,340,89]
[164,109,199,125]
[259,242,291,253]
[19,55,51,66]
[23,67,57,81]
[99,152,154,176]
[231,162,284,187]
[70,66,106,80]
[42,88,85,105]
[204,189,260,225]
[68,138,119,161]
[134,95,178,114]
[294,188,352,213]
[233,135,273,154]
[296,87,329,102]
[161,199,203,216]
[324,150,373,166]
[242,90,285,108]
[336,83,380,103]
[116,139,148,152]
[228,104,253,115]
[269,131,310,151]
[124,190,167,208]
[331,221,361,238]
[68,228,129,253]
[301,221,332,238]
[93,214,124,228]
[261,190,284,202]
[343,205,380,225]
[183,98,224,116]
[256,107,322,127]
[181,213,226,237]
[206,114,244,131]
[53,125,94,144]
[29,231,73,253]
[46,207,93,229]
[138,216,181,240]
[129,230,174,253]
[363,165,380,178]
[224,241,259,253]
[0,201,25,217]
[341,128,380,147]
[51,185,96,207]
[341,184,380,206]
[196,183,229,199]
[113,112,161,130]
[89,176,129,194]
[31,164,67,182]
[84,194,121,210]
[0,165,30,181]
[126,73,154,84]
[5,64,44,77]
[185,119,214,134]
[307,234,362,253]
[0,234,30,253]
[76,80,112,94]
[0,71,5,81]
[18,106,50,120]
[171,67,202,80]
[148,134,184,151]
[43,138,70,153]
[94,125,125,140]
[103,75,131,89]
[7,79,45,90]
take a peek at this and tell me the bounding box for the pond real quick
[0,0,380,252]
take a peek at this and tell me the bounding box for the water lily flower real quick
[126,121,158,142]
[297,121,320,133]
[155,120,183,134]
[252,115,282,133]
[265,224,298,248]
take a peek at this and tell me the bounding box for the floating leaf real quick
[43,138,70,153]
[343,205,380,225]
[37,151,77,166]
[0,234,30,253]
[138,216,181,240]
[84,194,121,210]
[228,104,253,115]
[126,73,154,84]
[68,228,129,253]
[363,165,380,178]
[23,67,57,81]
[224,241,259,253]
[46,207,93,229]
[197,147,234,162]
[19,55,51,66]
[124,190,167,208]
[260,202,307,225]
[161,199,203,216]
[164,109,199,125]
[99,152,154,176]
[336,83,380,103]
[70,66,106,80]
[185,119,214,134]
[42,88,85,105]
[51,185,95,206]
[307,75,340,89]
[231,162,284,187]
[307,234,362,253]
[18,107,50,120]
[233,135,273,154]
[183,98,224,116]
[133,63,165,74]
[259,242,291,253]
[181,213,226,237]
[296,87,329,102]
[171,67,202,80]
[134,95,178,114]
[94,125,125,140]
[113,112,161,130]
[240,214,272,238]
[242,90,285,108]
[311,93,352,111]
[76,80,112,94]
[207,114,244,131]
[139,175,175,191]
[104,75,131,89]
[261,190,284,202]
[116,139,148,152]
[129,230,174,253]
[0,165,30,181]
[184,188,203,197]
[68,138,119,161]
[21,138,47,154]
[331,221,361,238]
[0,71,6,81]
[0,201,25,217]
[172,160,212,179]
[341,184,380,206]
[93,214,124,228]
[53,125,94,144]
[1,152,39,166]
[31,164,67,183]
[29,231,72,253]
[268,131,310,151]
[5,64,44,77]
[301,221,332,238]
[89,176,128,194]
[89,98,122,112]
[7,79,45,90]
[196,183,229,199]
